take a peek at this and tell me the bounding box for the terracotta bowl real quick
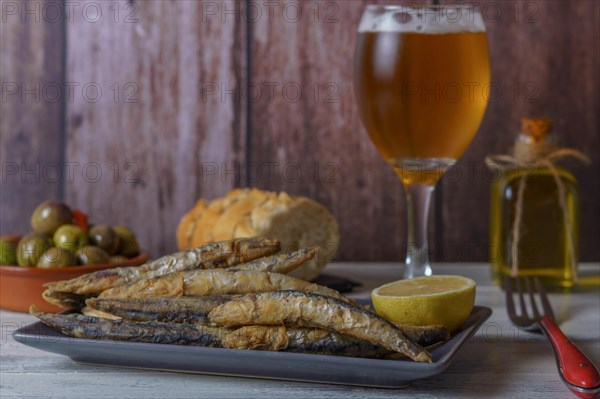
[0,235,148,313]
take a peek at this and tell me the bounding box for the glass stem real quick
[403,184,434,279]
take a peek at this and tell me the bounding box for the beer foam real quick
[358,5,486,33]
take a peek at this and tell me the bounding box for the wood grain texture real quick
[64,0,247,256]
[1,0,598,262]
[0,0,64,235]
[2,264,599,398]
[248,0,600,262]
[440,0,600,262]
[249,0,435,261]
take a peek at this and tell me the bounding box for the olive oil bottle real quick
[489,118,581,288]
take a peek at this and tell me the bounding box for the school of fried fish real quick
[34,237,449,363]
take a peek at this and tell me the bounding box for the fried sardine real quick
[98,269,355,305]
[208,290,432,362]
[43,237,280,307]
[30,306,228,347]
[86,296,235,324]
[86,296,447,347]
[224,325,392,358]
[31,307,392,358]
[231,247,318,274]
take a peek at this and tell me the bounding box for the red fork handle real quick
[540,315,600,398]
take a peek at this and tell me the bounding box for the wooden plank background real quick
[0,0,64,236]
[440,0,600,262]
[63,0,247,256]
[1,0,598,262]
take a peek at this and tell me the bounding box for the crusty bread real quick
[175,199,206,250]
[213,189,270,241]
[189,189,248,245]
[176,189,339,281]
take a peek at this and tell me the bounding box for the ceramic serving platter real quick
[13,306,491,388]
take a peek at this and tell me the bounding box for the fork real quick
[505,276,600,399]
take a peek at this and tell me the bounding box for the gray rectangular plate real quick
[13,306,491,388]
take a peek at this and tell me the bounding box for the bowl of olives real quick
[0,200,148,313]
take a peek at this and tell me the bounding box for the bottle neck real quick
[512,132,557,163]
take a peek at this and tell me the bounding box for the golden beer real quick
[354,5,490,278]
[354,30,490,184]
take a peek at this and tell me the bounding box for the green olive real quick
[54,224,89,253]
[113,226,140,258]
[109,255,128,264]
[31,200,73,235]
[17,233,53,267]
[37,247,77,268]
[0,240,18,265]
[76,245,110,265]
[89,225,120,255]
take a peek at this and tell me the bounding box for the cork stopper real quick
[513,117,556,161]
[521,117,553,143]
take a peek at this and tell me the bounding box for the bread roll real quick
[175,199,206,250]
[177,189,339,281]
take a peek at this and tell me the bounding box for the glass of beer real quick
[354,4,490,278]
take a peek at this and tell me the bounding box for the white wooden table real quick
[1,263,599,399]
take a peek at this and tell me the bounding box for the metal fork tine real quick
[515,277,529,318]
[525,277,541,318]
[534,277,555,319]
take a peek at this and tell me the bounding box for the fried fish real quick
[86,296,235,324]
[208,290,432,362]
[231,247,318,274]
[86,296,447,347]
[43,237,280,307]
[30,306,228,347]
[31,307,391,358]
[224,325,392,358]
[98,269,356,305]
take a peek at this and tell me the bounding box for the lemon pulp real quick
[371,275,476,334]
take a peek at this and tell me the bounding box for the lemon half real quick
[372,275,476,334]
